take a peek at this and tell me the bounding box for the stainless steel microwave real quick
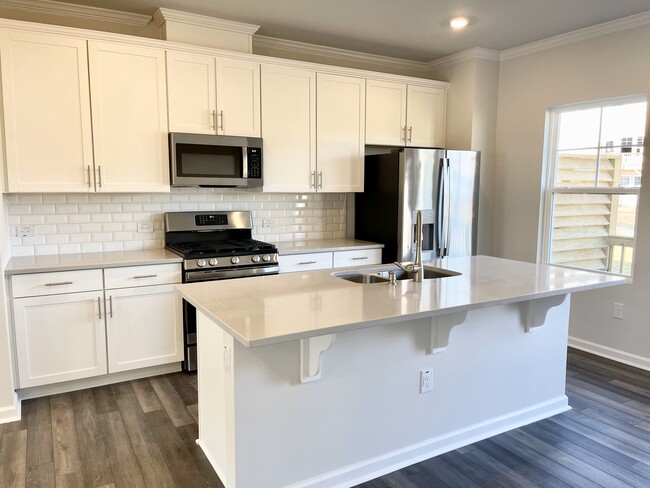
[169,133,263,188]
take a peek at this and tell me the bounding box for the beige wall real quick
[430,57,499,256]
[493,24,650,367]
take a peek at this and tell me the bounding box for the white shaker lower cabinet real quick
[11,263,182,388]
[279,248,382,273]
[105,284,182,373]
[12,269,107,388]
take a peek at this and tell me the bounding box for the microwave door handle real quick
[242,147,249,178]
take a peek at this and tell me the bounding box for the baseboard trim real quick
[17,362,182,400]
[568,337,650,372]
[287,396,569,488]
[0,395,21,424]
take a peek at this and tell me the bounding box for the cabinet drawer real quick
[333,249,382,268]
[104,263,181,289]
[12,269,103,298]
[279,252,333,273]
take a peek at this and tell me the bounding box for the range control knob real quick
[208,258,218,266]
[262,254,271,262]
[251,255,261,263]
[231,256,240,264]
[197,259,207,267]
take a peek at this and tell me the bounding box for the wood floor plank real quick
[112,382,176,488]
[50,394,84,488]
[176,423,225,488]
[144,409,207,487]
[0,429,27,488]
[92,386,119,415]
[474,438,572,488]
[70,390,113,487]
[459,447,540,487]
[98,411,146,488]
[523,420,650,488]
[149,376,195,428]
[166,373,198,406]
[187,404,199,424]
[26,462,55,488]
[566,382,650,422]
[23,397,53,469]
[564,406,650,451]
[130,378,163,413]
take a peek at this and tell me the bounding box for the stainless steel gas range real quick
[164,210,279,372]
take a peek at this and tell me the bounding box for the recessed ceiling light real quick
[450,17,469,30]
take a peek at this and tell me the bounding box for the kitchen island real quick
[175,256,625,488]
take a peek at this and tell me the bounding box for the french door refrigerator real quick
[355,148,480,263]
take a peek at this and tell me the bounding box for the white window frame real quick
[539,94,646,279]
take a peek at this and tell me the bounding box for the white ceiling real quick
[55,0,650,61]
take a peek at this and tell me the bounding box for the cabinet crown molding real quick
[0,0,151,26]
[153,7,260,35]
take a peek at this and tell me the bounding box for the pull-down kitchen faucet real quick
[394,210,424,282]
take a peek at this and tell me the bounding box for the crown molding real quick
[0,0,151,26]
[153,8,259,35]
[253,35,429,74]
[427,47,500,71]
[501,9,650,61]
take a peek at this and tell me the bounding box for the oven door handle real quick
[184,265,280,282]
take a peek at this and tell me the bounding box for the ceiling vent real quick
[153,8,260,53]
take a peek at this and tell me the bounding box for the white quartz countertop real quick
[274,238,383,255]
[175,255,626,347]
[5,249,182,275]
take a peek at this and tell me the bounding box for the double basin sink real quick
[333,265,461,284]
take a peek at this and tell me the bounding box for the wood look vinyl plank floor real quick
[0,348,649,487]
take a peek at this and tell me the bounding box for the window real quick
[542,96,646,276]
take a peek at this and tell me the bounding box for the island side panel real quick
[197,312,237,487]
[224,296,571,488]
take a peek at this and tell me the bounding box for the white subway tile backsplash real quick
[7,191,348,257]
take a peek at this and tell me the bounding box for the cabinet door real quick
[332,248,382,268]
[406,85,446,148]
[13,291,107,388]
[317,73,366,192]
[216,58,261,137]
[106,284,182,373]
[167,51,217,134]
[0,31,94,192]
[365,79,407,146]
[278,252,333,273]
[261,64,315,192]
[88,41,170,192]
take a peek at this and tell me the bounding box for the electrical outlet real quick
[613,302,624,320]
[420,369,433,393]
[137,222,154,233]
[262,218,272,228]
[16,225,34,237]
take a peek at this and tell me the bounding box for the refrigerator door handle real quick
[436,158,445,257]
[444,158,451,257]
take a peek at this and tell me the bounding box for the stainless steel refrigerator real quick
[355,148,480,263]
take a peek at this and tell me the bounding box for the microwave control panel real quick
[247,148,262,179]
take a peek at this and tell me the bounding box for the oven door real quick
[181,264,279,372]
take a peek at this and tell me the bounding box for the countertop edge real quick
[4,250,183,275]
[176,273,625,348]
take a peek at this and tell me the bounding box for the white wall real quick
[493,24,650,368]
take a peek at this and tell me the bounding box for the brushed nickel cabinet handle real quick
[298,261,317,265]
[402,126,406,143]
[318,171,323,189]
[44,281,73,286]
[108,295,114,318]
[219,110,224,131]
[311,171,316,188]
[97,165,103,188]
[211,110,217,129]
[408,126,413,143]
[352,257,368,260]
[133,274,158,279]
[86,166,91,188]
[98,297,102,319]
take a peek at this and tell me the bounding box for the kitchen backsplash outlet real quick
[5,189,347,257]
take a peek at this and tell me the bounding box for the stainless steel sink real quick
[333,265,461,284]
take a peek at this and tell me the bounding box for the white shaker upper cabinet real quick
[167,52,261,137]
[0,31,94,192]
[261,64,316,192]
[365,79,407,147]
[406,85,446,148]
[365,81,446,148]
[88,41,170,193]
[316,73,366,192]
